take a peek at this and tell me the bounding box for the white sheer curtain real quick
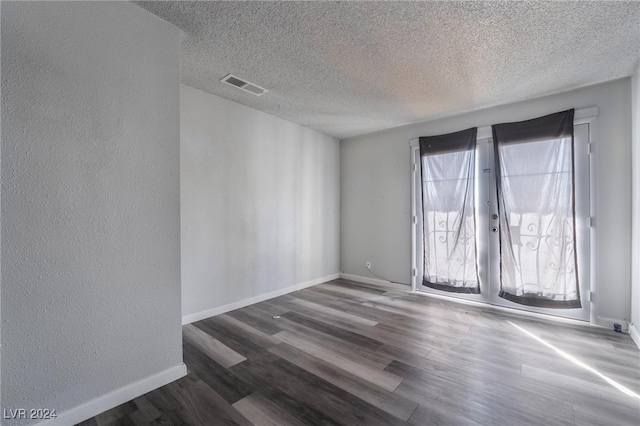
[420,128,479,293]
[492,110,581,308]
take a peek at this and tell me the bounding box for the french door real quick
[411,117,593,321]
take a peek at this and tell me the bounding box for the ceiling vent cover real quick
[221,74,268,96]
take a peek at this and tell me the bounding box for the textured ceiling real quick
[134,1,640,139]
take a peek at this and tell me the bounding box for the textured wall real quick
[631,64,640,344]
[181,85,340,320]
[341,79,632,323]
[1,2,182,423]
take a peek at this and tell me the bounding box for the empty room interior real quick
[2,1,640,425]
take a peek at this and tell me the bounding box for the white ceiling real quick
[134,1,640,139]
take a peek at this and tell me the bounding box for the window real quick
[411,109,595,321]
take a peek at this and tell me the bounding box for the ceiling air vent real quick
[221,74,268,96]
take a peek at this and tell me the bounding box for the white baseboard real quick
[339,272,410,289]
[36,363,187,426]
[629,323,640,349]
[596,316,629,333]
[182,273,340,325]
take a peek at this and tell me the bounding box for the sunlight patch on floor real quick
[508,321,640,400]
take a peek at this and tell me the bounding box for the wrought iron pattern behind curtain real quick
[492,109,581,308]
[419,128,479,293]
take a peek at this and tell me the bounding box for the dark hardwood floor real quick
[78,279,640,425]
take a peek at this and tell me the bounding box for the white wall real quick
[1,2,183,424]
[631,63,640,346]
[181,85,340,322]
[1,0,3,410]
[341,79,632,325]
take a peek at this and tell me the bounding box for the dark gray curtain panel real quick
[492,109,581,308]
[419,128,479,294]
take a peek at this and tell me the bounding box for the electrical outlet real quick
[366,262,371,270]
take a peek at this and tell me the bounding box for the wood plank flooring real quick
[78,279,640,425]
